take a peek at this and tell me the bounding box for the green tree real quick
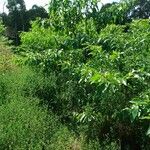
[48,0,99,33]
[25,5,48,29]
[6,0,26,31]
[4,0,27,44]
[27,5,48,22]
[130,0,150,19]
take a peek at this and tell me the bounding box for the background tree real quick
[130,0,150,19]
[6,0,26,31]
[4,0,26,44]
[1,0,48,45]
[27,5,48,21]
[26,5,48,29]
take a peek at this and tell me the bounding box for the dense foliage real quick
[19,16,150,149]
[0,0,150,149]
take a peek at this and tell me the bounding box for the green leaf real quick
[146,126,150,136]
[130,106,139,122]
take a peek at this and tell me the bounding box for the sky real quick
[0,0,119,13]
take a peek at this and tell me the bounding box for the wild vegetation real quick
[0,0,150,149]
